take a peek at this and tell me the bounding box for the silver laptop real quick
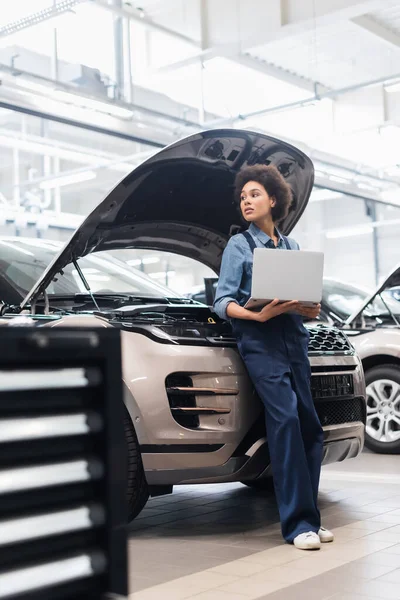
[244,248,324,310]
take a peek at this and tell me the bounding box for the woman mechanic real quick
[213,164,334,550]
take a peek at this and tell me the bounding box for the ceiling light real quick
[310,189,342,202]
[326,225,373,239]
[6,75,134,120]
[14,79,51,94]
[39,171,96,190]
[142,257,160,264]
[54,90,134,119]
[84,275,110,282]
[328,174,351,184]
[127,259,142,267]
[148,271,176,279]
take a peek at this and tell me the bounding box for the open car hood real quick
[345,263,400,326]
[21,129,314,309]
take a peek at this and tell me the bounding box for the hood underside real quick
[21,129,314,308]
[345,263,400,325]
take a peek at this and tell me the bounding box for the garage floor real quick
[128,451,400,600]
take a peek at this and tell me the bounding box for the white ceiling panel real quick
[369,3,400,34]
[247,19,400,90]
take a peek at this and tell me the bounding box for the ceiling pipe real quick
[206,70,400,127]
[0,63,202,129]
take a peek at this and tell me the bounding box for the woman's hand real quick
[294,303,321,319]
[254,299,300,323]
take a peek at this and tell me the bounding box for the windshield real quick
[0,238,179,299]
[322,279,400,320]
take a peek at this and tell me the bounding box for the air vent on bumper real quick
[166,374,236,430]
[316,397,364,427]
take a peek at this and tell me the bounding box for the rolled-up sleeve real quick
[213,237,244,321]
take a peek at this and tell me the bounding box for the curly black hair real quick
[234,164,293,224]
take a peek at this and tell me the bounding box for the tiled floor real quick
[128,450,400,600]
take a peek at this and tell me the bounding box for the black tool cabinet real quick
[0,327,128,600]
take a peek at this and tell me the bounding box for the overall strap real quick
[241,230,292,252]
[241,231,257,254]
[281,235,291,250]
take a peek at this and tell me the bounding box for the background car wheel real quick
[124,408,149,521]
[241,477,275,492]
[364,365,400,454]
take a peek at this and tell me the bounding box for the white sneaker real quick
[293,531,321,550]
[318,527,334,543]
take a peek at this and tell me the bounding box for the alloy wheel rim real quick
[366,378,400,443]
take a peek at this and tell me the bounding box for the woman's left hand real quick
[295,303,321,319]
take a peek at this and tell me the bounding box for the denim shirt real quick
[213,223,300,321]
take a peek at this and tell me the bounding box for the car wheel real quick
[364,365,400,454]
[124,408,149,521]
[241,477,275,492]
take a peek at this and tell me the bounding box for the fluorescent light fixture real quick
[326,225,374,239]
[356,182,375,191]
[14,79,51,94]
[85,275,110,282]
[310,189,342,202]
[328,174,351,184]
[149,271,176,279]
[10,77,133,119]
[127,259,142,267]
[54,90,134,119]
[142,256,160,264]
[39,170,96,189]
[127,257,160,266]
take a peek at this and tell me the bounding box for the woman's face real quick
[240,180,275,223]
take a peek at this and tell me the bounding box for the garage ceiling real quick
[0,0,399,228]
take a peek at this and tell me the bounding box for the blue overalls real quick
[213,225,324,543]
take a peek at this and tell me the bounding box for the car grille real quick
[316,397,365,427]
[307,327,354,355]
[311,374,354,399]
[208,327,354,356]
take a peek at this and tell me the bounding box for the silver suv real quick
[0,129,366,521]
[320,274,400,454]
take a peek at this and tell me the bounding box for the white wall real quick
[292,194,400,290]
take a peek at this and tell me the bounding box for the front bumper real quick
[121,326,366,485]
[145,421,365,485]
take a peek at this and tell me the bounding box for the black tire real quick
[124,409,149,521]
[241,477,275,492]
[364,365,400,455]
